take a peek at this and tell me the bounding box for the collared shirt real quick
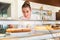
[19,14,40,20]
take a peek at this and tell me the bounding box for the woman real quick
[20,1,39,20]
[20,1,32,20]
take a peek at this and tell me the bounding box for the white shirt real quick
[19,14,40,20]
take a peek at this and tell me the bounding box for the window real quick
[0,3,11,17]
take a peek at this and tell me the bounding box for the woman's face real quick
[22,7,31,17]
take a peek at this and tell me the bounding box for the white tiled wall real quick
[11,0,18,19]
[0,0,11,3]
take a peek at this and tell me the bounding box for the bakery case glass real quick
[0,9,60,40]
[0,2,60,40]
[0,20,60,40]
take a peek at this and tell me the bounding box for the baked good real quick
[6,28,31,33]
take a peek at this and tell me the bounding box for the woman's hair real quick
[22,1,31,9]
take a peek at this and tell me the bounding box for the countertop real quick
[0,30,60,40]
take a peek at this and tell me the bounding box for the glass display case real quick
[0,8,59,40]
[0,1,60,40]
[0,20,60,40]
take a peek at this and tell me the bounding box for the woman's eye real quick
[27,11,29,13]
[23,11,25,13]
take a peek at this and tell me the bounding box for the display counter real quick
[0,32,60,40]
[0,20,60,40]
